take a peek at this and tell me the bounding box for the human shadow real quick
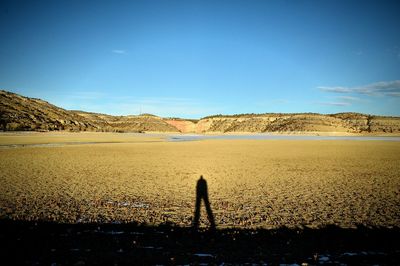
[192,175,216,230]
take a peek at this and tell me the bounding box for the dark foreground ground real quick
[1,219,399,265]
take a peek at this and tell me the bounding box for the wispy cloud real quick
[112,49,127,54]
[315,101,351,106]
[318,80,400,97]
[336,96,361,101]
[386,92,400,97]
[319,86,351,93]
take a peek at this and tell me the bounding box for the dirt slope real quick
[164,119,197,133]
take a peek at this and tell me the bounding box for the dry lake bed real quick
[1,131,399,229]
[1,132,400,264]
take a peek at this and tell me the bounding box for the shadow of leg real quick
[192,195,201,229]
[204,197,216,230]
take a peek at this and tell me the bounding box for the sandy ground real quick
[0,131,165,145]
[0,132,399,229]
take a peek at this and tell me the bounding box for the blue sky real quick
[0,0,399,118]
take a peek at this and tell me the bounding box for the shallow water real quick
[168,134,400,142]
[1,133,399,149]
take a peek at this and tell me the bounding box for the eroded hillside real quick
[193,113,400,134]
[1,90,400,134]
[0,90,178,132]
[0,90,97,131]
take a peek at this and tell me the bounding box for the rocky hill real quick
[0,90,178,132]
[193,113,400,134]
[74,111,179,132]
[1,90,400,134]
